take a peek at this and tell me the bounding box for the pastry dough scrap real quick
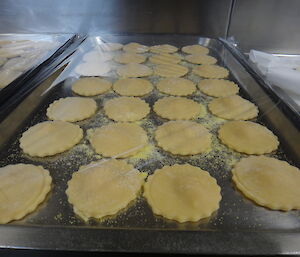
[150,44,178,54]
[218,121,279,154]
[153,97,204,120]
[66,159,146,221]
[155,121,212,155]
[114,53,146,64]
[0,164,52,224]
[154,64,188,77]
[156,78,196,96]
[20,121,83,157]
[101,42,123,51]
[208,95,258,120]
[123,42,149,53]
[232,156,300,211]
[144,164,221,222]
[149,53,181,65]
[193,65,229,79]
[72,77,112,96]
[47,97,97,122]
[182,45,209,55]
[89,123,148,158]
[104,97,150,122]
[198,79,239,97]
[185,54,217,65]
[117,63,152,77]
[113,78,153,96]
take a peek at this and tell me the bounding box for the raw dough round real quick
[156,78,196,96]
[232,156,300,211]
[154,64,188,77]
[114,53,146,64]
[20,121,83,157]
[144,164,221,222]
[0,164,52,224]
[193,65,229,79]
[150,44,178,54]
[113,78,153,96]
[66,159,146,221]
[182,45,209,55]
[185,54,217,65]
[155,121,211,155]
[82,51,113,63]
[72,77,112,96]
[153,97,204,120]
[149,53,181,65]
[89,123,148,158]
[198,79,239,97]
[104,97,150,121]
[47,97,97,122]
[218,121,279,154]
[75,61,111,76]
[117,63,152,77]
[123,42,149,53]
[208,95,258,120]
[101,42,123,51]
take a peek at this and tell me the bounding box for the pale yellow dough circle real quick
[193,65,229,79]
[114,53,146,64]
[66,159,146,221]
[154,64,188,77]
[0,164,52,224]
[232,156,300,211]
[144,164,221,222]
[104,97,150,121]
[101,42,123,51]
[154,97,204,120]
[150,44,178,54]
[117,63,152,77]
[20,121,83,157]
[72,77,112,96]
[156,78,196,96]
[89,123,148,158]
[149,53,181,65]
[218,121,279,154]
[198,79,239,97]
[113,78,153,96]
[182,45,209,55]
[123,42,149,53]
[208,95,258,120]
[185,54,217,65]
[47,97,97,122]
[155,121,211,155]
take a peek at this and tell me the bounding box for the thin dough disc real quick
[72,77,112,96]
[47,97,97,122]
[66,159,146,221]
[144,164,221,222]
[193,65,229,79]
[104,97,150,121]
[149,53,181,65]
[208,95,258,120]
[0,164,52,224]
[101,43,123,51]
[198,79,239,97]
[82,51,112,62]
[155,121,212,155]
[185,54,217,65]
[117,63,152,77]
[154,64,188,77]
[113,78,153,96]
[154,97,204,120]
[218,121,279,154]
[20,121,83,157]
[232,156,300,211]
[114,53,146,64]
[123,42,149,53]
[182,45,209,55]
[89,123,148,158]
[75,61,111,76]
[150,44,178,54]
[156,78,196,96]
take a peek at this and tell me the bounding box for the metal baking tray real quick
[0,34,299,255]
